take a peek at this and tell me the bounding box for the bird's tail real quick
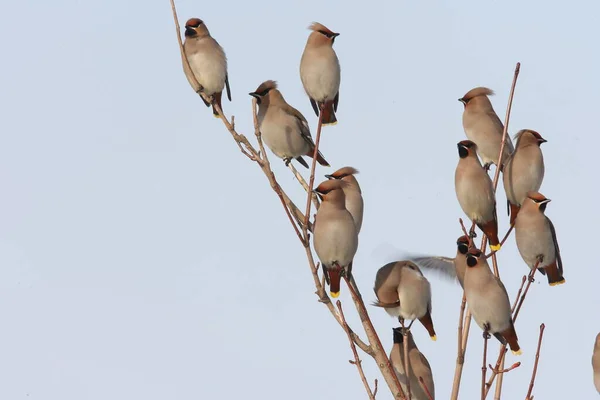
[306,148,330,167]
[479,219,500,251]
[418,311,437,341]
[502,323,522,355]
[545,262,566,286]
[320,100,337,126]
[212,91,223,118]
[327,265,342,298]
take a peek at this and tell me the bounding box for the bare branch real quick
[337,301,377,400]
[525,324,546,400]
[287,162,320,209]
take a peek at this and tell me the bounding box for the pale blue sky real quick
[1,0,599,399]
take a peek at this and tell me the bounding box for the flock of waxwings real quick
[180,17,600,398]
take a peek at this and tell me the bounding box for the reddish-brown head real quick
[249,80,278,104]
[525,191,551,212]
[307,22,340,47]
[184,18,210,38]
[515,129,547,148]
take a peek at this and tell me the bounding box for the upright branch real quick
[482,331,489,400]
[525,324,546,400]
[451,62,522,400]
[336,300,377,400]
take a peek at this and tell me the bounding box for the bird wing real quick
[225,74,232,101]
[547,217,563,276]
[410,256,458,282]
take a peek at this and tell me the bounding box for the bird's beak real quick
[313,190,324,201]
[538,138,548,144]
[458,98,466,105]
[324,174,334,179]
[332,32,340,38]
[541,198,552,204]
[248,92,260,99]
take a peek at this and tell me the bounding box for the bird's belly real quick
[188,53,226,95]
[456,180,493,222]
[314,217,358,267]
[301,58,340,101]
[466,292,510,333]
[516,227,555,269]
[397,286,428,320]
[260,122,308,159]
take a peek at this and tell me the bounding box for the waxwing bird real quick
[183,18,231,117]
[313,180,358,297]
[390,328,435,400]
[300,22,340,126]
[325,167,363,233]
[249,80,329,169]
[459,87,514,169]
[503,129,546,225]
[455,140,501,250]
[411,235,471,289]
[373,261,437,340]
[514,192,565,286]
[593,333,600,393]
[464,248,521,355]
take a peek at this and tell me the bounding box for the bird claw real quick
[284,158,291,166]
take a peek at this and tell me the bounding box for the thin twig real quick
[287,163,320,209]
[513,261,540,321]
[336,300,376,400]
[494,358,505,400]
[482,331,489,400]
[525,324,545,400]
[302,109,324,241]
[373,379,379,398]
[451,63,521,400]
[400,322,412,400]
[511,276,527,314]
[344,277,407,399]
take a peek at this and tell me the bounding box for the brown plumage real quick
[503,129,546,224]
[183,18,231,117]
[454,140,501,250]
[514,192,565,286]
[459,87,514,169]
[373,261,437,340]
[325,167,363,233]
[300,22,340,125]
[249,80,329,168]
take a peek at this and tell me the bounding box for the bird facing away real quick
[373,261,437,340]
[313,179,358,297]
[249,80,329,169]
[459,87,514,169]
[463,248,521,355]
[503,129,546,225]
[183,18,231,117]
[455,140,501,250]
[390,328,436,400]
[325,167,363,233]
[593,333,600,393]
[300,22,341,126]
[410,235,471,289]
[514,192,565,286]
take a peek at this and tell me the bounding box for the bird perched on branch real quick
[459,87,514,170]
[464,248,521,355]
[313,180,358,297]
[300,22,340,126]
[249,80,329,169]
[390,328,435,400]
[514,191,565,286]
[503,129,546,225]
[410,235,471,289]
[183,18,231,117]
[325,167,363,233]
[373,261,437,340]
[455,140,501,250]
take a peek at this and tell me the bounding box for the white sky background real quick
[1,0,599,399]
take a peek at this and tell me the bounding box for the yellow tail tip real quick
[430,335,437,342]
[330,291,340,298]
[213,114,220,118]
[322,121,338,126]
[550,279,566,287]
[512,349,523,356]
[490,243,501,251]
